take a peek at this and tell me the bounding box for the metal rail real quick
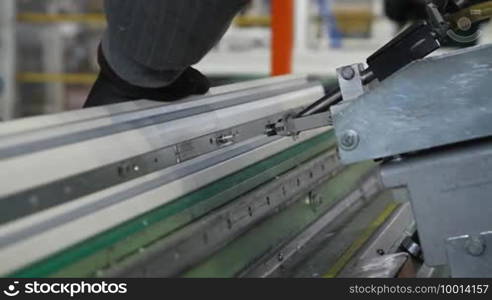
[0,75,328,276]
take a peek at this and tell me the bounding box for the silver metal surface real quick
[278,111,332,137]
[332,45,492,164]
[381,139,492,267]
[417,264,437,278]
[355,202,414,262]
[401,237,422,258]
[337,63,366,101]
[340,253,409,278]
[446,232,492,278]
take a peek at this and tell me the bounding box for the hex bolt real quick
[465,236,486,257]
[340,130,360,151]
[457,17,472,31]
[341,66,356,80]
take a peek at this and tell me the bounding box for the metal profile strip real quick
[0,138,281,241]
[0,84,324,200]
[0,75,305,137]
[181,162,377,278]
[243,173,382,278]
[0,112,290,225]
[3,129,333,277]
[0,80,316,160]
[103,149,343,277]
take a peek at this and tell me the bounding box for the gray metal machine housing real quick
[331,45,492,277]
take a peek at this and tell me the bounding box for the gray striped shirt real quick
[102,0,249,87]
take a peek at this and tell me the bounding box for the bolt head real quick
[340,130,360,151]
[341,66,356,80]
[457,17,472,31]
[465,236,486,257]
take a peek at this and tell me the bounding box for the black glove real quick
[384,0,427,25]
[83,47,210,108]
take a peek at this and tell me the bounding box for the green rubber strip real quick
[10,131,335,278]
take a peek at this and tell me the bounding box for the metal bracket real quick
[332,45,492,165]
[214,132,237,147]
[337,63,367,101]
[381,138,492,267]
[446,231,492,277]
[268,111,332,137]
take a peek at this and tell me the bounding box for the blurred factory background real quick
[0,0,491,121]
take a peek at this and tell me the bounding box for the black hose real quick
[296,70,376,118]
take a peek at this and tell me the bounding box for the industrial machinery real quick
[331,42,492,278]
[0,0,492,278]
[0,76,400,278]
[267,0,492,277]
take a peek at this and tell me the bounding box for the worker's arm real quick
[84,0,249,108]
